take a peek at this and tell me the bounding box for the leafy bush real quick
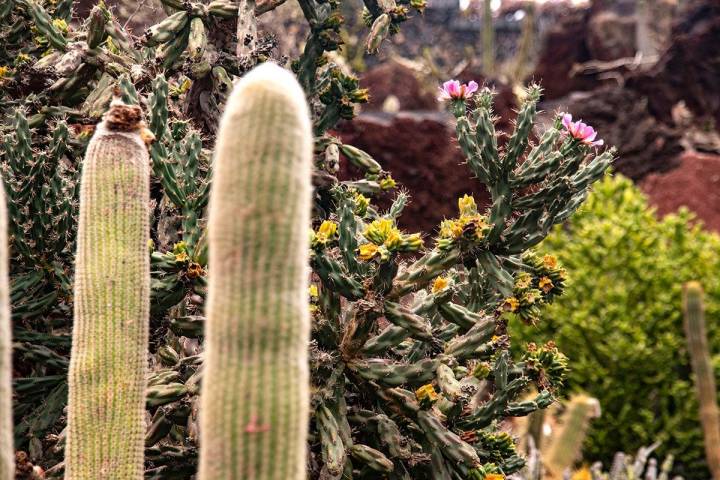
[514,174,720,479]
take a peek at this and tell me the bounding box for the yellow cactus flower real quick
[52,18,68,33]
[313,220,338,246]
[543,254,558,269]
[524,289,540,305]
[379,175,396,190]
[484,474,505,480]
[458,194,477,216]
[174,251,189,263]
[364,218,395,244]
[571,468,592,480]
[439,219,463,239]
[384,229,402,249]
[317,220,337,238]
[515,272,532,290]
[538,276,554,293]
[308,284,319,298]
[431,276,450,293]
[503,297,520,312]
[358,243,379,261]
[353,192,370,215]
[415,384,438,402]
[186,262,205,278]
[0,66,9,78]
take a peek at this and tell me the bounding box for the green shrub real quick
[514,174,720,479]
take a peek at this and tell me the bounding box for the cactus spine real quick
[682,282,720,480]
[65,102,151,480]
[0,181,12,480]
[198,63,313,480]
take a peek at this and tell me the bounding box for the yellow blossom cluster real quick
[437,194,491,249]
[499,252,567,324]
[311,220,338,248]
[357,218,422,262]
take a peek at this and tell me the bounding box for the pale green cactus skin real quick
[0,181,13,480]
[65,104,151,480]
[198,63,313,480]
[544,394,600,478]
[682,282,720,480]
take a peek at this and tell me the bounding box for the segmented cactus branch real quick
[65,102,151,480]
[198,63,313,480]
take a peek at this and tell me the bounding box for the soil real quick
[641,151,720,232]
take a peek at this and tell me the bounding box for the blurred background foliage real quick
[515,174,720,479]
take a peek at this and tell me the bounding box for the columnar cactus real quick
[198,63,313,480]
[65,102,151,480]
[544,395,601,478]
[0,181,13,480]
[682,282,720,480]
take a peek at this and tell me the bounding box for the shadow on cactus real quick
[306,80,614,478]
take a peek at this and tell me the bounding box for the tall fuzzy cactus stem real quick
[198,63,313,480]
[65,101,151,480]
[682,282,720,480]
[0,181,13,479]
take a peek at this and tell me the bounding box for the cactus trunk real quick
[198,63,313,480]
[65,103,151,480]
[0,181,13,479]
[682,282,720,480]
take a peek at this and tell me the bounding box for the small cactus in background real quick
[0,181,13,479]
[682,282,720,480]
[65,101,151,479]
[198,63,313,480]
[543,394,601,478]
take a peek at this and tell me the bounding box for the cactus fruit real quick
[65,101,151,480]
[198,63,313,480]
[0,181,12,480]
[682,282,720,480]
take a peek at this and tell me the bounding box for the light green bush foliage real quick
[515,174,720,479]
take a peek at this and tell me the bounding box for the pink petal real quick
[466,81,479,94]
[576,122,589,138]
[591,139,604,147]
[585,129,597,142]
[438,87,451,101]
[561,113,573,129]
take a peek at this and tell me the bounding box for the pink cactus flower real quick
[438,80,479,101]
[561,113,604,147]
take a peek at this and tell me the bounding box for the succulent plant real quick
[63,101,152,479]
[199,63,313,480]
[0,1,613,479]
[682,282,720,480]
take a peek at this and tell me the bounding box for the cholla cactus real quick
[199,63,312,480]
[1,1,611,478]
[305,82,613,478]
[65,101,151,479]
